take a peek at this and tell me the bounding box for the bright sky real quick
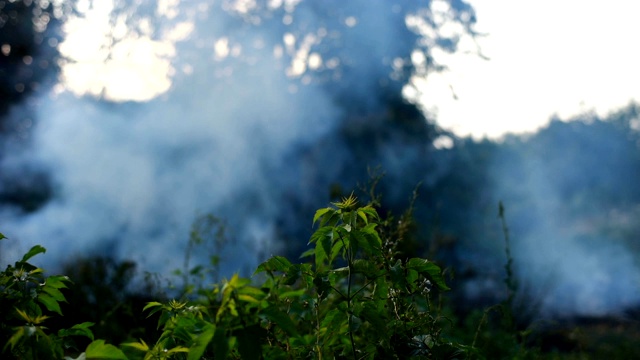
[58,1,640,139]
[417,0,640,139]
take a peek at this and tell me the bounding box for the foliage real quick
[0,232,95,359]
[3,193,638,359]
[0,195,470,359]
[59,256,163,345]
[118,194,466,359]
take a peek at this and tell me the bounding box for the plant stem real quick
[338,230,357,360]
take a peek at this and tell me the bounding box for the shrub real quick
[120,194,467,359]
[0,233,94,359]
[1,195,469,359]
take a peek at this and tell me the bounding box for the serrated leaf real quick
[406,258,450,290]
[20,245,46,263]
[15,307,33,322]
[390,261,407,290]
[352,259,381,278]
[281,268,298,287]
[361,302,387,330]
[39,293,63,315]
[310,227,333,269]
[357,210,368,225]
[261,306,299,337]
[309,225,333,245]
[254,256,292,275]
[4,326,25,352]
[42,285,67,302]
[359,207,379,220]
[85,340,128,359]
[278,288,306,298]
[238,285,265,299]
[121,339,149,352]
[188,323,215,360]
[167,346,189,354]
[45,275,71,289]
[227,273,251,289]
[320,309,347,336]
[313,274,332,301]
[237,294,261,304]
[406,269,419,292]
[59,322,95,341]
[299,248,315,259]
[313,207,333,226]
[329,237,344,264]
[143,301,163,312]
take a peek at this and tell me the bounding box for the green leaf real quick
[405,269,419,292]
[320,309,347,336]
[359,206,379,221]
[38,293,63,315]
[59,322,95,341]
[373,276,388,301]
[0,232,6,240]
[299,248,315,259]
[167,346,189,355]
[4,326,25,352]
[188,323,215,360]
[85,340,128,359]
[311,227,333,269]
[390,261,407,290]
[313,273,332,301]
[329,237,344,264]
[313,207,333,226]
[352,259,381,278]
[254,256,292,275]
[15,307,33,322]
[361,302,387,330]
[121,339,149,352]
[227,273,251,289]
[142,301,163,311]
[142,301,163,315]
[350,230,370,256]
[406,258,450,291]
[278,288,306,299]
[283,264,302,285]
[362,223,381,245]
[20,245,46,263]
[45,275,71,289]
[261,306,299,337]
[357,209,369,225]
[42,284,67,302]
[237,286,266,303]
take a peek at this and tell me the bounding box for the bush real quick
[0,233,94,359]
[1,195,469,359]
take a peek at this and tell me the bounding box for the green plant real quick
[119,194,467,359]
[0,233,95,359]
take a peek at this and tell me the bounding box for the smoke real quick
[0,1,475,276]
[3,0,639,319]
[483,110,640,316]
